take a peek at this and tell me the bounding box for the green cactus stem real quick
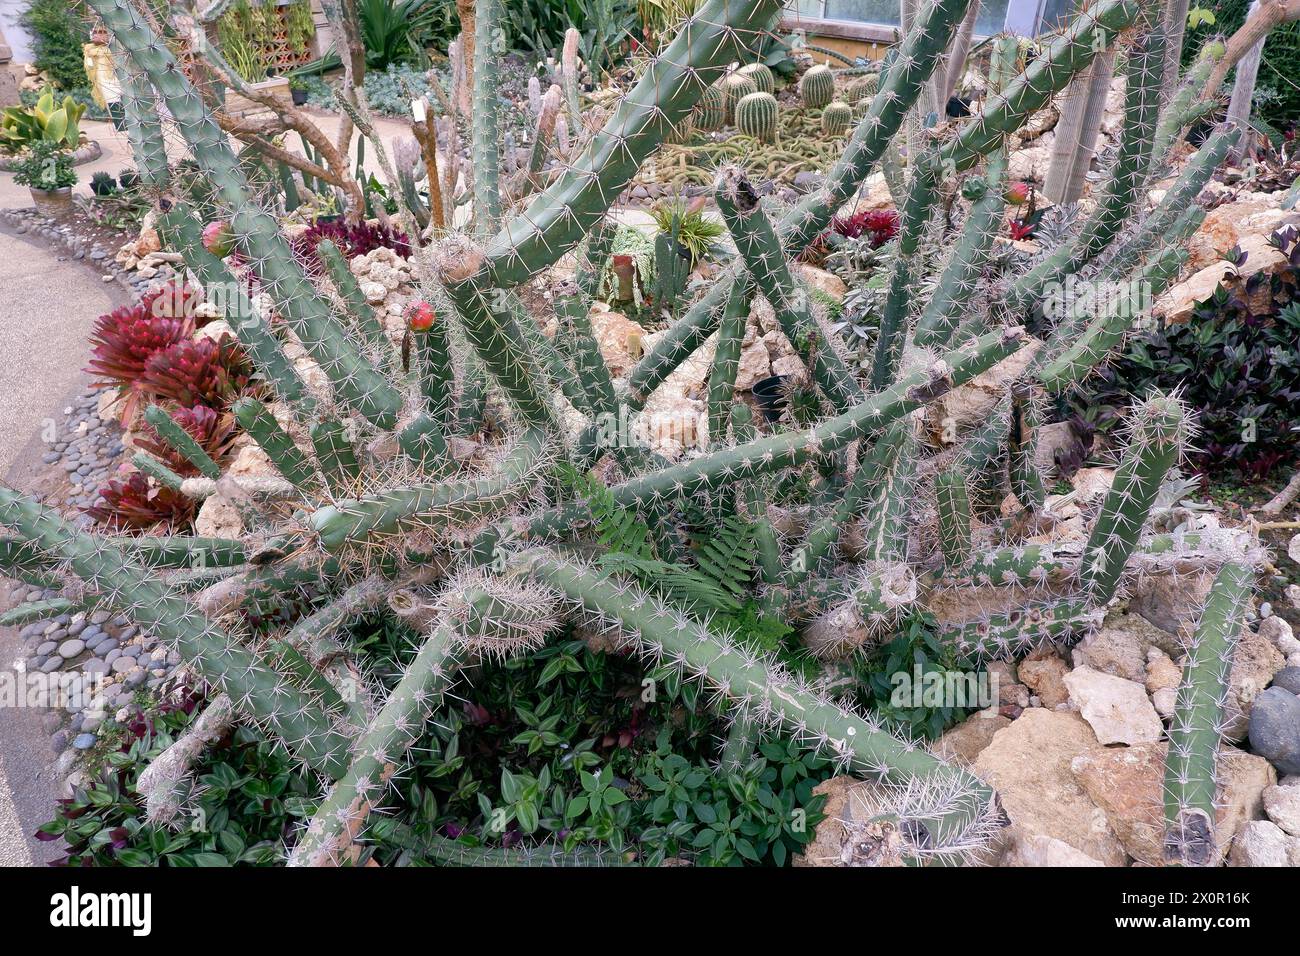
[87,0,402,429]
[1007,383,1046,510]
[142,405,222,480]
[311,419,362,492]
[0,597,86,626]
[734,91,779,142]
[290,626,460,866]
[315,239,392,360]
[1163,561,1253,867]
[471,0,504,230]
[944,598,1105,663]
[706,280,751,448]
[479,0,781,288]
[516,549,999,852]
[715,165,861,412]
[1080,393,1188,604]
[232,398,320,492]
[131,452,185,491]
[696,83,728,131]
[0,487,353,777]
[935,466,973,570]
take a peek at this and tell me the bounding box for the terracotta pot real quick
[30,186,74,219]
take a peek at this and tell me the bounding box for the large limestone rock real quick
[972,709,1127,865]
[1222,629,1287,742]
[1071,743,1274,866]
[1003,831,1105,867]
[1063,666,1163,745]
[589,306,649,377]
[194,493,243,538]
[1185,193,1294,271]
[1018,649,1070,708]
[1263,783,1300,836]
[1228,820,1300,866]
[1155,232,1292,325]
[926,339,1042,443]
[934,712,1010,766]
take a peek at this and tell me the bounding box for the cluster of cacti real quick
[0,0,1265,866]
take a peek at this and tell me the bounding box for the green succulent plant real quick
[1,85,86,153]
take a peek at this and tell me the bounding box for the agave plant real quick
[0,0,1263,869]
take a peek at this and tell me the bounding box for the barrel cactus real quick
[822,100,854,135]
[800,63,836,108]
[735,90,779,142]
[1,0,1262,868]
[695,82,728,131]
[738,61,775,94]
[720,71,759,121]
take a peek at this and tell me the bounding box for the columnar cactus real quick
[1,0,1259,866]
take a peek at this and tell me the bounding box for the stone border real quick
[0,139,103,172]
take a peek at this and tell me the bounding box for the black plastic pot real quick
[292,88,309,106]
[752,375,790,423]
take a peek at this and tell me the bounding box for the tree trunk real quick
[457,0,476,117]
[1044,48,1116,206]
[1226,1,1266,163]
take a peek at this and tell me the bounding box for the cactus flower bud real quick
[1005,181,1031,205]
[405,300,436,332]
[202,220,234,257]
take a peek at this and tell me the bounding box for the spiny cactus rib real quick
[1163,561,1252,867]
[944,598,1105,663]
[719,717,761,773]
[517,550,999,844]
[605,328,1023,511]
[1004,24,1165,313]
[800,63,835,108]
[1037,243,1188,392]
[87,0,401,428]
[1080,393,1188,604]
[471,0,503,230]
[1007,384,1046,510]
[109,37,168,189]
[821,101,854,136]
[802,562,919,658]
[0,597,85,626]
[142,405,222,480]
[935,466,973,569]
[706,280,751,448]
[290,626,460,866]
[315,239,392,359]
[871,144,941,389]
[1104,125,1240,269]
[0,488,353,777]
[1150,40,1226,169]
[397,413,455,473]
[849,423,915,564]
[715,166,861,412]
[913,34,1018,350]
[437,237,561,431]
[156,206,314,414]
[311,419,363,491]
[311,427,550,551]
[481,0,781,287]
[132,452,184,491]
[232,397,320,492]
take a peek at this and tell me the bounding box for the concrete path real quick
[0,230,121,867]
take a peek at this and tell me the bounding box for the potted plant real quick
[12,141,78,218]
[289,75,310,106]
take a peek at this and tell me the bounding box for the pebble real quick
[1249,687,1300,775]
[110,657,136,674]
[71,733,97,750]
[57,639,85,658]
[36,641,57,656]
[39,657,63,673]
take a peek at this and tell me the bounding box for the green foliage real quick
[649,197,726,264]
[11,140,77,189]
[1069,228,1300,481]
[506,0,638,76]
[860,611,981,740]
[1182,0,1300,128]
[37,699,317,866]
[356,617,830,865]
[19,0,90,91]
[1,86,86,153]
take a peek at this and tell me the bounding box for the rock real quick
[1129,568,1217,636]
[933,712,1010,765]
[1018,650,1071,708]
[794,776,907,867]
[1003,831,1105,866]
[1072,620,1150,683]
[1156,231,1291,324]
[1272,667,1300,696]
[1069,467,1115,502]
[972,709,1126,865]
[1249,687,1300,775]
[1063,666,1163,744]
[733,342,771,391]
[194,493,243,538]
[71,733,97,750]
[927,340,1042,441]
[1186,193,1293,271]
[1033,421,1076,475]
[1071,743,1273,865]
[1259,615,1300,657]
[796,264,847,301]
[1263,783,1300,836]
[589,308,648,377]
[1228,820,1297,867]
[1145,648,1182,717]
[57,639,85,659]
